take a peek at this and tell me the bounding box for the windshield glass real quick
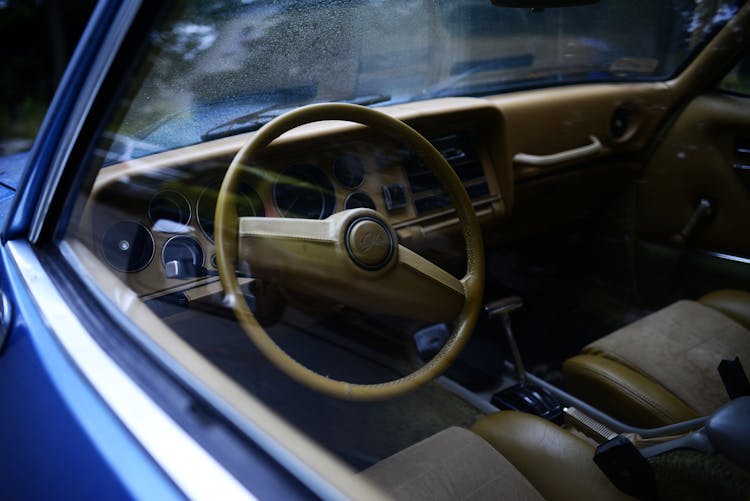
[103,0,739,161]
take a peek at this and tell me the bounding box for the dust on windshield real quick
[102,0,739,161]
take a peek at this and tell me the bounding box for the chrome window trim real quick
[58,240,353,501]
[7,240,256,501]
[29,1,142,243]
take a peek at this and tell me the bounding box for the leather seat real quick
[362,411,633,501]
[563,290,750,427]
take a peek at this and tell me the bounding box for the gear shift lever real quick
[485,296,562,422]
[485,296,527,384]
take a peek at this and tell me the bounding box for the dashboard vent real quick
[404,134,490,215]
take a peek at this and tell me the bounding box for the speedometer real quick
[197,179,265,242]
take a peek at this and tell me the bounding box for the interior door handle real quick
[513,135,603,166]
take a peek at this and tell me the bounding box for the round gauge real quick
[197,180,265,242]
[101,221,155,272]
[333,152,364,189]
[375,149,403,170]
[162,235,204,269]
[273,164,335,219]
[148,191,191,232]
[344,192,376,211]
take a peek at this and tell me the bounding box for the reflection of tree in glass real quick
[153,22,217,62]
[104,0,741,160]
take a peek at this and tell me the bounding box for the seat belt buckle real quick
[593,435,658,500]
[718,357,750,400]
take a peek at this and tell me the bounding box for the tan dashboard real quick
[80,98,508,298]
[78,81,676,300]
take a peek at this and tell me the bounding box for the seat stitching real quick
[386,439,480,495]
[461,473,513,500]
[569,361,693,423]
[573,364,674,422]
[581,349,671,384]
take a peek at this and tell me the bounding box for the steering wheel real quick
[215,103,484,400]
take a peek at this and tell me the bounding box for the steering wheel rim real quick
[215,103,484,400]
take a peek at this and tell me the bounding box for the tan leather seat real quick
[362,411,633,501]
[563,290,750,427]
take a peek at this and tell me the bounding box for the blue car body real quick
[0,2,182,498]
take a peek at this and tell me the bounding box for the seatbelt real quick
[593,435,659,500]
[718,357,750,400]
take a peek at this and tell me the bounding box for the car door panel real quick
[485,83,674,241]
[635,93,750,303]
[638,93,750,256]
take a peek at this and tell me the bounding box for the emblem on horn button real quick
[345,217,394,270]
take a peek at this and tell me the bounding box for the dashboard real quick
[80,99,508,300]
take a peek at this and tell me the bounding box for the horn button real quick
[345,216,395,270]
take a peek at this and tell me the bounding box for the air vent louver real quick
[403,134,490,215]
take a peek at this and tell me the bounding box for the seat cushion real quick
[361,426,544,501]
[564,354,699,427]
[472,412,634,501]
[699,289,750,331]
[581,300,750,416]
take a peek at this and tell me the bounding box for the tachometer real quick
[273,164,335,219]
[333,152,364,189]
[148,191,191,232]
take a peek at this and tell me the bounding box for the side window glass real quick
[718,52,750,96]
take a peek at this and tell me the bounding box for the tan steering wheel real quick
[215,103,484,400]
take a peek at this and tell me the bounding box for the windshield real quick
[103,0,739,161]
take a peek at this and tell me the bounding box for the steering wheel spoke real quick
[238,210,465,322]
[388,245,464,321]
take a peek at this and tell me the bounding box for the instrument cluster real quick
[90,130,498,298]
